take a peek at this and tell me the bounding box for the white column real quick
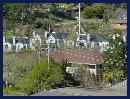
[91,42,94,49]
[87,34,90,42]
[79,3,81,34]
[3,37,5,43]
[12,37,15,45]
[47,43,50,70]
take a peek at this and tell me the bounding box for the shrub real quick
[3,86,27,96]
[15,58,65,95]
[3,52,38,85]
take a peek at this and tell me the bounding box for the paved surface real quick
[31,87,127,96]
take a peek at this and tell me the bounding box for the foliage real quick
[3,4,30,30]
[59,60,77,85]
[4,30,15,37]
[3,3,127,36]
[102,34,127,83]
[15,58,66,95]
[73,64,98,88]
[34,18,55,30]
[82,4,107,19]
[103,14,109,23]
[3,86,27,96]
[3,52,38,85]
[24,25,34,36]
[83,22,100,32]
[42,65,64,89]
[82,3,126,19]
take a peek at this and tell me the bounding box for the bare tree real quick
[73,64,99,89]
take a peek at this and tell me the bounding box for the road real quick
[31,87,127,96]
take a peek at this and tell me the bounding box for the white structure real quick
[45,32,68,48]
[75,33,109,52]
[30,31,42,50]
[46,35,56,44]
[3,36,29,52]
[16,43,24,52]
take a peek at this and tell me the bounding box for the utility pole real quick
[21,12,24,35]
[49,25,51,32]
[79,3,81,34]
[47,42,50,70]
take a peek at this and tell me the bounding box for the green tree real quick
[82,3,107,19]
[83,22,100,32]
[15,58,65,95]
[102,34,127,83]
[103,14,109,24]
[82,6,95,19]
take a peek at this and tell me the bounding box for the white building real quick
[3,36,29,52]
[45,32,68,48]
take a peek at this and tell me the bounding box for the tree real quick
[103,14,109,24]
[15,58,66,95]
[73,64,100,89]
[82,5,95,19]
[82,3,107,19]
[102,34,127,83]
[3,51,38,86]
[83,22,100,32]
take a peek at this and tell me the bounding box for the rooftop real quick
[51,48,103,65]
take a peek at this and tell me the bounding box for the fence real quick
[73,67,127,93]
[100,80,127,92]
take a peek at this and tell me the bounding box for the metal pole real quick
[21,12,24,34]
[47,43,50,70]
[79,3,81,34]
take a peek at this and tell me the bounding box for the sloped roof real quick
[90,34,108,42]
[51,48,103,65]
[5,37,13,44]
[47,32,68,40]
[30,29,45,38]
[15,37,29,44]
[52,32,68,39]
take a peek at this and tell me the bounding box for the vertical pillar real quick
[87,34,90,42]
[12,37,15,45]
[47,43,50,70]
[3,36,5,43]
[79,3,81,34]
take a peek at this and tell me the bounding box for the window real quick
[24,45,26,49]
[97,64,102,69]
[16,40,18,43]
[89,65,95,69]
[67,63,72,67]
[80,36,83,40]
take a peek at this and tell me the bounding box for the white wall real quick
[16,43,24,52]
[66,64,102,75]
[4,43,12,52]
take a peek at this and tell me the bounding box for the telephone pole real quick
[47,42,50,70]
[79,3,81,34]
[21,12,24,34]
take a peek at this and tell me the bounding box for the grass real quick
[3,51,43,96]
[3,86,27,96]
[55,19,78,26]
